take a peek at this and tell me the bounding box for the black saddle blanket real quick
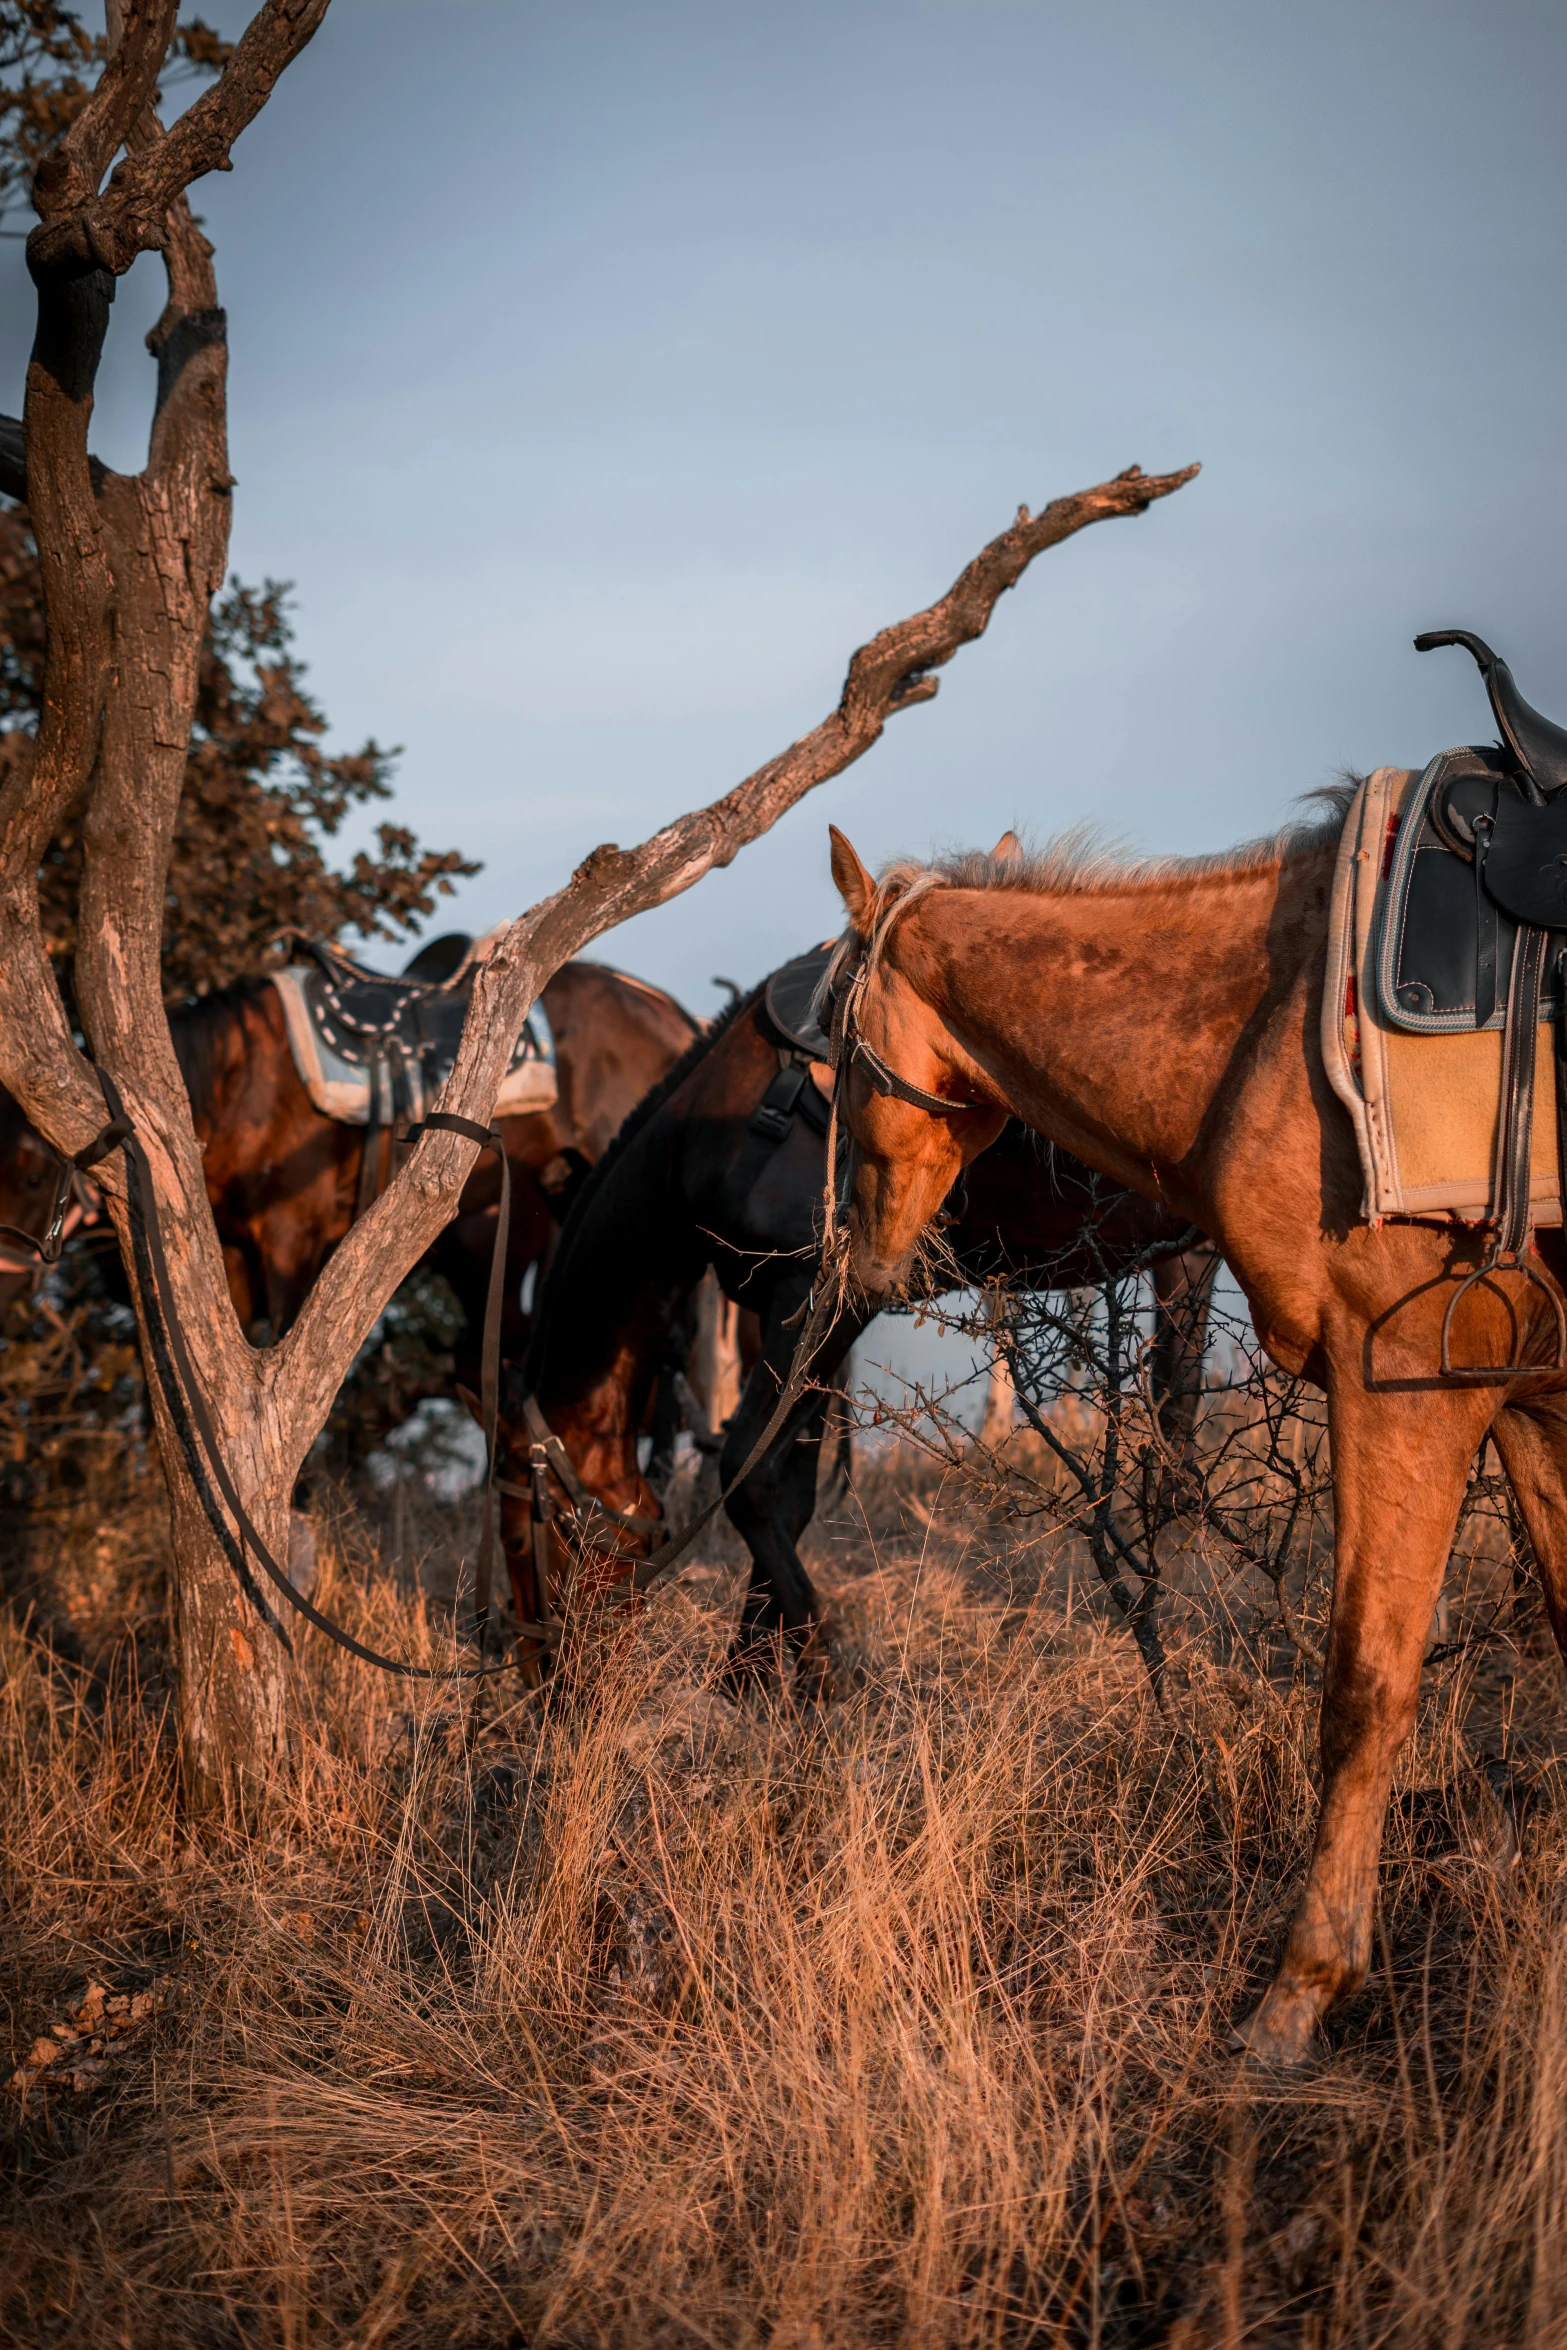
[273,941,555,1128]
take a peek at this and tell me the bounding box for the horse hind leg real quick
[1235,1380,1495,2067]
[1488,1395,1567,1666]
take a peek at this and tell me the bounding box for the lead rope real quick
[93,1068,535,1681]
[613,1270,849,1597]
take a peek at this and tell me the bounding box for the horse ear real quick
[991,829,1022,863]
[456,1384,483,1426]
[829,826,875,927]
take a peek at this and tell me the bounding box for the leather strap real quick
[0,1111,132,1265]
[718,1053,830,1231]
[517,1392,663,1537]
[1473,806,1499,1029]
[849,1032,986,1116]
[96,1072,535,1681]
[410,1111,511,1643]
[1491,923,1547,1254]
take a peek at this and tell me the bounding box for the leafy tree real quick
[0,3,476,1534]
[0,6,477,1006]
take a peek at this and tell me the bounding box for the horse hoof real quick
[1229,1995,1320,2072]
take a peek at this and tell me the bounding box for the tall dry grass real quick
[5,1443,1567,2347]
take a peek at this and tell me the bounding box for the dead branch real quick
[27,0,326,279]
[276,463,1200,1450]
[530,463,1201,960]
[28,0,328,278]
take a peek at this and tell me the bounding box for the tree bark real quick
[0,0,1199,1809]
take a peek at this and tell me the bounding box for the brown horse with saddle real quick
[0,934,697,1393]
[821,633,1567,2066]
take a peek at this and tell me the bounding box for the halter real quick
[824,873,991,1118]
[0,1120,126,1267]
[814,872,996,1265]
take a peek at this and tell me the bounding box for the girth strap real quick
[719,1052,832,1232]
[1491,923,1547,1256]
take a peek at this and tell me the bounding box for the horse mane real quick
[523,980,765,1384]
[167,974,274,1122]
[871,780,1360,910]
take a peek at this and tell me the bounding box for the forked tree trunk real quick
[0,0,1198,1814]
[164,1465,292,1806]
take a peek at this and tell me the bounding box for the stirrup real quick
[1440,1242,1567,1381]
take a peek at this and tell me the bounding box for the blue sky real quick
[6,0,1565,1014]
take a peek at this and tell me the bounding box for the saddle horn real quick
[1415,629,1567,802]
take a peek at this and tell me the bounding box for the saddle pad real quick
[762,942,835,1059]
[270,963,557,1128]
[1322,767,1562,1226]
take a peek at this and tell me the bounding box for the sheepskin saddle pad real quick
[1324,759,1566,1228]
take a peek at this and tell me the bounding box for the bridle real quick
[823,874,991,1119]
[815,873,995,1256]
[497,1392,666,1654]
[0,1130,119,1267]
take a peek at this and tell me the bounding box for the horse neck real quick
[528,1105,709,1458]
[897,847,1332,1206]
[168,980,286,1141]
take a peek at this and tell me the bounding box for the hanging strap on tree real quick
[90,1069,532,1681]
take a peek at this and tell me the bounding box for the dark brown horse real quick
[0,953,698,1393]
[504,971,1216,1684]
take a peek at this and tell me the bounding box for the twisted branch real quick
[28,0,328,279]
[277,461,1200,1451]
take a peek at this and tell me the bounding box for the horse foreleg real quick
[722,1282,865,1689]
[1148,1240,1219,1502]
[1235,1379,1495,2066]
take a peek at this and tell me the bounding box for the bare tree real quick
[0,0,1197,1807]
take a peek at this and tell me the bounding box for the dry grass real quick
[5,1446,1567,2347]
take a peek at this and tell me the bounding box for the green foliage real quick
[0,3,482,1475]
[19,549,481,1004]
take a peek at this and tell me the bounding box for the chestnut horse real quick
[0,955,698,1390]
[823,810,1567,2066]
[504,973,1216,1687]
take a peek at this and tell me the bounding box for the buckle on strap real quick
[518,1394,664,1539]
[749,1063,807,1143]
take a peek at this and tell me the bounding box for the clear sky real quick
[6,0,1566,1014]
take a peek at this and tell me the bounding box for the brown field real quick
[5,1426,1567,2349]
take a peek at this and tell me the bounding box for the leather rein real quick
[81,1069,532,1682]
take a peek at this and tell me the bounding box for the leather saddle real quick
[762,940,834,1062]
[712,944,836,1232]
[270,933,557,1161]
[1380,633,1567,1371]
